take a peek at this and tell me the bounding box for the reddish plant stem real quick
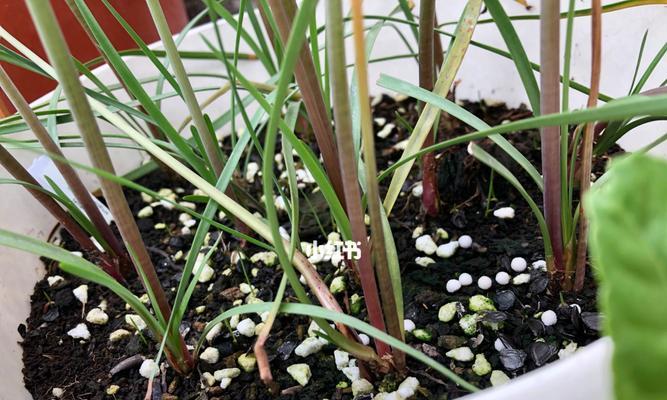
[326,0,391,358]
[266,0,346,205]
[351,0,406,372]
[574,0,602,292]
[540,0,565,284]
[419,0,440,217]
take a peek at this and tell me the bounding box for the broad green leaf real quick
[586,154,667,400]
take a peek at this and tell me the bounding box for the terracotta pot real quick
[0,0,187,116]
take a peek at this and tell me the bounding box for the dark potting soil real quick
[20,96,613,400]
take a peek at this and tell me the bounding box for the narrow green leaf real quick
[484,0,541,114]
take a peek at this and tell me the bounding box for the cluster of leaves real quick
[0,0,665,396]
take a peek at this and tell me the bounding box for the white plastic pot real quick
[1,2,665,398]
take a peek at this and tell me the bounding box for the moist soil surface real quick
[21,96,612,400]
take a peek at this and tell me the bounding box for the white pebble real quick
[67,323,90,340]
[438,302,459,322]
[377,123,395,139]
[85,308,109,325]
[307,320,328,337]
[237,353,256,372]
[125,314,147,331]
[72,285,88,305]
[403,319,416,332]
[245,162,259,183]
[295,337,326,357]
[193,253,215,283]
[415,257,435,267]
[494,338,508,352]
[342,366,361,382]
[397,377,420,399]
[200,347,220,364]
[512,273,531,285]
[558,342,578,358]
[274,196,287,212]
[202,372,216,386]
[219,377,232,389]
[250,251,278,266]
[411,182,423,197]
[109,329,131,342]
[47,275,65,287]
[287,363,312,386]
[352,379,374,397]
[532,260,547,271]
[446,279,462,293]
[541,310,558,326]
[236,318,256,337]
[139,359,159,378]
[495,271,511,285]
[458,273,473,286]
[296,169,316,185]
[137,205,154,218]
[52,388,64,397]
[329,276,346,294]
[141,192,153,203]
[477,276,493,290]
[510,257,527,272]
[436,242,459,258]
[359,334,370,345]
[490,370,510,386]
[445,347,474,362]
[493,207,515,219]
[458,235,473,249]
[239,283,254,294]
[415,235,437,255]
[334,350,350,370]
[412,226,424,239]
[206,322,222,342]
[214,368,241,381]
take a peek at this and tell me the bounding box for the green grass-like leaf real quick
[484,0,540,114]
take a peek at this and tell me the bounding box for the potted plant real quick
[0,1,666,399]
